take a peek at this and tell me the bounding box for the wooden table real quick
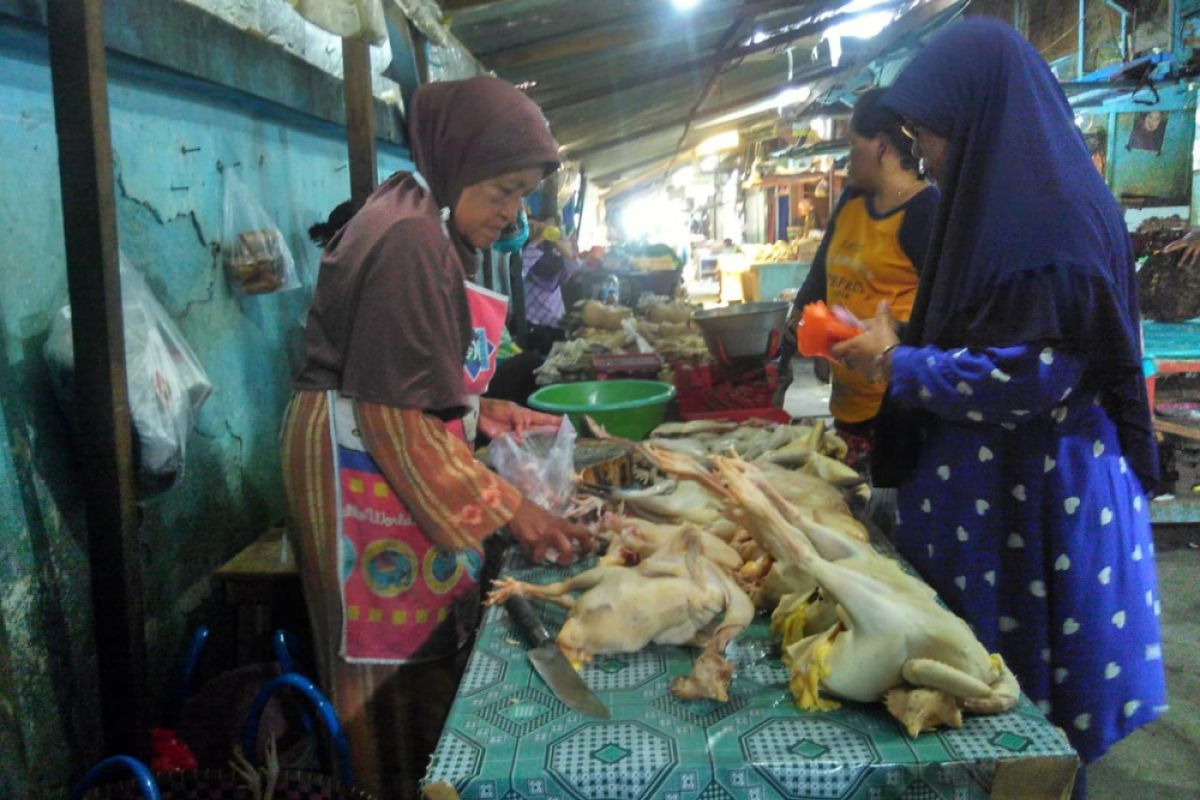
[213,528,303,663]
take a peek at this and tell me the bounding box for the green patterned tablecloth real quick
[423,554,1077,800]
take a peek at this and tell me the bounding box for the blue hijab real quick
[874,18,1157,491]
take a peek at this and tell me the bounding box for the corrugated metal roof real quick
[449,0,966,194]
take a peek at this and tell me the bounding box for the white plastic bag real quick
[44,255,213,496]
[490,416,577,514]
[222,171,300,295]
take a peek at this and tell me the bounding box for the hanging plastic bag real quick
[222,171,300,295]
[44,255,213,496]
[489,416,576,515]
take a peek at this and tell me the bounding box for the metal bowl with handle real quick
[692,301,790,364]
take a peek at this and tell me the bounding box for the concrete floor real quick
[1089,526,1200,799]
[782,359,1200,797]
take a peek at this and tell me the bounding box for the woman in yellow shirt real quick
[790,88,938,470]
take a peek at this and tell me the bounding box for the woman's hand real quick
[479,398,561,441]
[830,301,900,381]
[1163,228,1200,267]
[508,499,592,565]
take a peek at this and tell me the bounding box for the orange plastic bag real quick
[797,301,863,360]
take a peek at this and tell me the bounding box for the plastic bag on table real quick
[222,171,300,295]
[489,416,577,515]
[43,255,213,496]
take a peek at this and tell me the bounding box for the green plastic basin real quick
[528,379,676,441]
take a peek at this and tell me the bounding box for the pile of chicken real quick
[486,419,1020,737]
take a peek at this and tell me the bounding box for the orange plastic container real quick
[797,301,862,360]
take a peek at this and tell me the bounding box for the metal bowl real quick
[692,301,790,364]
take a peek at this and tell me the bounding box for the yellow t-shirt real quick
[823,188,938,423]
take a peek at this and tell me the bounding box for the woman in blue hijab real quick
[833,19,1167,774]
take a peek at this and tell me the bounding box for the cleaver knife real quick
[504,593,610,718]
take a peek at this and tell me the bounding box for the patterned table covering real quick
[423,554,1077,800]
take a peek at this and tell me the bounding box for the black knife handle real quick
[505,593,552,647]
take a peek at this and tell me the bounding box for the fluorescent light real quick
[837,0,890,12]
[751,30,769,44]
[823,10,893,67]
[672,0,700,9]
[775,87,811,108]
[697,85,811,129]
[696,130,740,156]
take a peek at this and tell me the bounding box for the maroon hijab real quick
[409,76,561,212]
[295,77,559,412]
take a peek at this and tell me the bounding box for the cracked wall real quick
[0,19,413,798]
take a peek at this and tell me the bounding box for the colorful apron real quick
[330,280,509,664]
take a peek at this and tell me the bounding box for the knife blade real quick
[504,593,610,718]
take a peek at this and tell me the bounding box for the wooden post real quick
[827,162,837,220]
[508,253,529,348]
[342,36,377,206]
[573,168,587,243]
[45,0,147,757]
[481,247,494,291]
[542,172,560,219]
[410,21,430,84]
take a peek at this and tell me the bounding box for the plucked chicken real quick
[714,456,1020,733]
[487,528,755,702]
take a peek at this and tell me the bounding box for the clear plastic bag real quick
[222,171,300,295]
[44,255,213,496]
[489,416,577,514]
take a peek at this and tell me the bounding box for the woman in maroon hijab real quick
[283,77,589,797]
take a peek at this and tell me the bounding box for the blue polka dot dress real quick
[888,343,1167,763]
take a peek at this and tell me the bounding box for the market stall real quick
[534,297,795,423]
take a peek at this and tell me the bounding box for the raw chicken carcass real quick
[596,513,741,572]
[714,457,1020,730]
[608,479,724,525]
[486,529,755,702]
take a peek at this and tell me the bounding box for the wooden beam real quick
[539,5,893,113]
[45,0,147,758]
[1154,417,1200,443]
[342,36,377,205]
